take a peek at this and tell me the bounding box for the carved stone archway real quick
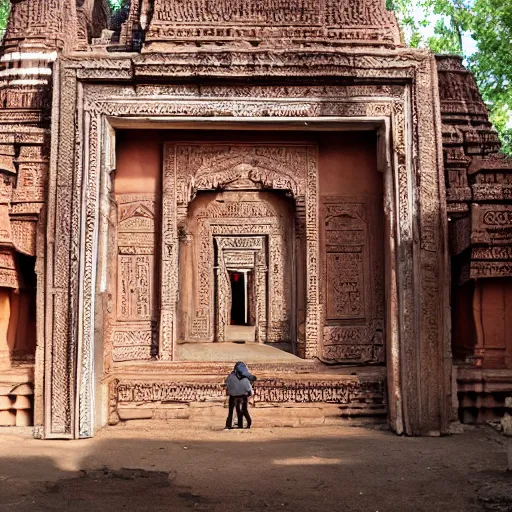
[42,55,451,439]
[161,143,319,360]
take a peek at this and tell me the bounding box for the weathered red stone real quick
[0,0,509,439]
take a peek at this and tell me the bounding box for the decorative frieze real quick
[111,377,386,407]
[142,0,400,50]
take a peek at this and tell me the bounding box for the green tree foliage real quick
[470,0,512,154]
[0,0,9,34]
[391,0,512,155]
[108,0,124,10]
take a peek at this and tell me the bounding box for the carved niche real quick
[320,196,385,363]
[183,194,293,344]
[109,194,158,363]
[164,143,319,357]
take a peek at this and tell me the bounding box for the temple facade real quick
[0,0,510,439]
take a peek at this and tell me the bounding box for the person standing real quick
[224,362,255,429]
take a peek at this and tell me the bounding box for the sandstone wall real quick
[437,56,512,371]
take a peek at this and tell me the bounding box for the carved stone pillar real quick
[255,250,267,344]
[296,151,321,360]
[159,145,178,360]
[295,200,307,358]
[214,242,230,342]
[178,228,193,342]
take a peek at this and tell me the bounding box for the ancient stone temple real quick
[0,0,510,439]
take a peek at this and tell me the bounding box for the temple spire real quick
[119,0,401,52]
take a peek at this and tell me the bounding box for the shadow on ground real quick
[0,424,510,512]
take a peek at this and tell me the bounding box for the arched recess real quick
[161,143,319,360]
[179,193,293,345]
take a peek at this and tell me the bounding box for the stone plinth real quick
[0,368,34,427]
[108,363,386,427]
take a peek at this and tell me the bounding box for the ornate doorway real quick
[179,194,296,345]
[167,143,320,358]
[215,235,267,343]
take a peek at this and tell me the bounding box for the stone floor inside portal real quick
[0,424,510,512]
[176,341,299,362]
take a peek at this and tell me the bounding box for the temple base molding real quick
[107,364,386,427]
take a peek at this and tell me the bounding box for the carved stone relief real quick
[320,196,385,363]
[165,143,319,358]
[110,376,386,411]
[108,194,158,363]
[142,0,401,51]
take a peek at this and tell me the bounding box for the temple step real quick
[109,367,387,427]
[116,403,386,427]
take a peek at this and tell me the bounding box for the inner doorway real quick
[229,270,253,326]
[227,269,256,342]
[178,188,296,347]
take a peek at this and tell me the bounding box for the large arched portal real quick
[163,143,319,359]
[178,190,296,348]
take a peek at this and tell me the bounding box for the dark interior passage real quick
[230,271,247,325]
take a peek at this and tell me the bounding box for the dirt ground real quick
[0,422,511,512]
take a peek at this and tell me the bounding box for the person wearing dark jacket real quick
[224,362,256,429]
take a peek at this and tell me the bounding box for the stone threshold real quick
[105,361,386,379]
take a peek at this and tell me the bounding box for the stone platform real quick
[176,341,298,362]
[107,361,387,427]
[456,366,512,423]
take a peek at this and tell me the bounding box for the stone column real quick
[159,145,178,360]
[295,203,307,358]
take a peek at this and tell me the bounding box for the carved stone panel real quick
[110,376,386,410]
[143,0,401,50]
[471,204,512,246]
[109,195,158,363]
[320,196,385,363]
